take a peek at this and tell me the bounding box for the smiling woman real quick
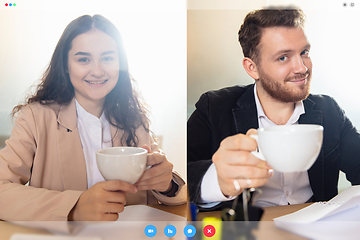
[68,29,120,118]
[0,14,186,221]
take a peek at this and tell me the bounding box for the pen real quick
[190,203,198,222]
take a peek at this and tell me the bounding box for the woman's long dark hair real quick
[13,15,149,146]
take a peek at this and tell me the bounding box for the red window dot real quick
[5,3,8,6]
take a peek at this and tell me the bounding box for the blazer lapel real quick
[56,98,87,191]
[299,97,325,201]
[232,84,259,134]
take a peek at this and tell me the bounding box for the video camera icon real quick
[144,225,157,238]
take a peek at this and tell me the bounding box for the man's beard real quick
[257,69,311,103]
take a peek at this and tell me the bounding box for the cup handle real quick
[249,135,265,161]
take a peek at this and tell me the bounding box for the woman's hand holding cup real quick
[68,180,137,221]
[135,145,173,193]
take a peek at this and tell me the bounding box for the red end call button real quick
[203,225,216,237]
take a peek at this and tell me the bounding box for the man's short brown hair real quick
[238,8,305,64]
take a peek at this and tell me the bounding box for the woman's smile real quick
[84,79,108,85]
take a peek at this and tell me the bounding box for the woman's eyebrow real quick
[74,52,91,56]
[74,50,116,56]
[101,50,116,55]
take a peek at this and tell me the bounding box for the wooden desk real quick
[148,203,187,218]
[255,203,312,240]
[0,221,51,240]
[198,203,312,240]
[0,204,187,240]
[196,203,311,221]
[1,203,311,239]
[260,203,312,221]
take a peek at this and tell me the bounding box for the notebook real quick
[274,185,360,223]
[274,185,360,240]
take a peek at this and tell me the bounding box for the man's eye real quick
[301,50,310,56]
[279,56,287,62]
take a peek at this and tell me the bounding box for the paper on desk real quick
[274,186,360,240]
[10,234,101,240]
[274,206,360,240]
[41,206,187,240]
[117,205,186,221]
[72,206,187,240]
[10,206,186,240]
[274,185,360,223]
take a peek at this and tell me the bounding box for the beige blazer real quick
[0,98,186,221]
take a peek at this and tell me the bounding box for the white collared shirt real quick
[75,99,112,188]
[251,84,313,207]
[199,84,313,207]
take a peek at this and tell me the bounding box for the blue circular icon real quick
[184,225,196,237]
[145,225,157,237]
[9,3,12,6]
[164,225,177,238]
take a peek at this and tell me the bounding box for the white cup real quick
[250,124,323,172]
[96,147,148,184]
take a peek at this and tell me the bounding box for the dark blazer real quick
[188,84,360,207]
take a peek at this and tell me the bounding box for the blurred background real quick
[0,0,186,178]
[187,0,358,191]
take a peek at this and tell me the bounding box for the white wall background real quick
[187,0,357,191]
[0,0,186,178]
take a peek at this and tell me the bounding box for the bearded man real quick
[187,8,360,210]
